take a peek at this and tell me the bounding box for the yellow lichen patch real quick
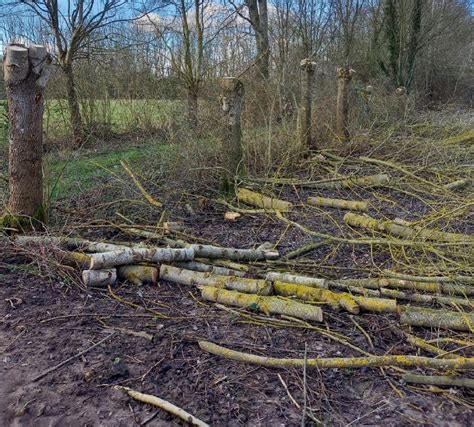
[273,281,360,314]
[201,286,323,322]
[237,188,292,212]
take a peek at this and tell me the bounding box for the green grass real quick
[44,140,175,200]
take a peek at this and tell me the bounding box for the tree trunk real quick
[187,87,198,128]
[298,58,316,149]
[220,77,244,189]
[2,44,52,229]
[336,67,354,142]
[63,63,83,147]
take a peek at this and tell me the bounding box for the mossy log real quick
[201,287,323,322]
[237,187,292,211]
[173,261,246,277]
[273,281,360,314]
[82,269,117,287]
[199,341,474,370]
[310,174,390,189]
[89,247,195,270]
[190,244,279,261]
[400,306,474,332]
[307,196,368,212]
[161,265,272,295]
[402,373,474,389]
[344,213,474,243]
[117,265,158,285]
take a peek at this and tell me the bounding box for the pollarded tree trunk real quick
[299,58,316,150]
[63,63,83,147]
[3,44,52,229]
[336,67,355,143]
[220,77,244,190]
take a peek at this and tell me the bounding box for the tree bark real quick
[336,67,354,142]
[220,77,244,188]
[63,63,83,147]
[299,58,316,149]
[3,44,52,229]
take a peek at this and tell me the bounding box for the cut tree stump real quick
[82,269,117,287]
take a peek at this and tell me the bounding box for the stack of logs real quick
[9,233,474,333]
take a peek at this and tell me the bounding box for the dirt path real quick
[1,267,472,427]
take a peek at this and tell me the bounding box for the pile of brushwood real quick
[2,142,473,419]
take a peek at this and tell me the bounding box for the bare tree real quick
[4,1,131,146]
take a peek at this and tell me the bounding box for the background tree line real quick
[0,0,472,148]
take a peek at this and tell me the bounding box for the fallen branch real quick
[237,187,292,211]
[402,373,474,389]
[273,281,360,314]
[444,178,471,191]
[384,270,474,284]
[307,196,368,212]
[160,265,272,295]
[400,306,474,332]
[114,386,209,427]
[173,260,246,277]
[190,244,279,261]
[198,340,474,370]
[201,286,323,322]
[121,161,162,208]
[89,247,195,270]
[344,212,474,244]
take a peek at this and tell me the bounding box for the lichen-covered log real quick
[273,281,360,314]
[190,244,279,261]
[380,288,474,309]
[266,272,326,288]
[384,270,474,284]
[117,265,158,285]
[161,265,272,295]
[82,269,117,287]
[311,174,390,189]
[444,178,470,191]
[344,213,474,243]
[201,287,323,322]
[400,306,474,332]
[89,247,195,270]
[237,188,292,211]
[173,261,246,277]
[337,277,474,297]
[307,196,368,212]
[199,341,474,370]
[402,373,474,389]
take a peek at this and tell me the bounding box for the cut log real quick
[273,281,360,314]
[344,213,474,243]
[400,306,474,332]
[160,265,272,295]
[199,341,474,370]
[380,288,474,309]
[384,270,474,284]
[237,188,292,211]
[82,269,117,287]
[89,247,195,270]
[266,272,326,288]
[190,244,279,261]
[201,286,323,322]
[402,373,474,389]
[173,261,246,277]
[310,174,389,189]
[307,196,368,212]
[117,265,158,285]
